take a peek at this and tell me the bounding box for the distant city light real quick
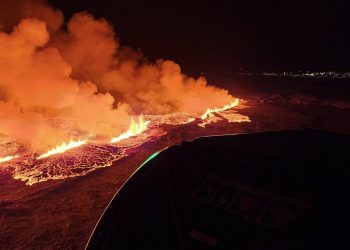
[236,71,350,79]
[260,72,350,79]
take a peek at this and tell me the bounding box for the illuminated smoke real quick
[53,12,235,114]
[0,1,237,151]
[0,0,63,33]
[0,17,130,150]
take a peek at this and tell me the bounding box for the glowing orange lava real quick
[0,155,19,163]
[36,139,88,159]
[183,118,195,124]
[111,115,150,143]
[201,98,240,119]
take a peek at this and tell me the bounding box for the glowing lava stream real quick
[36,139,88,159]
[0,155,19,163]
[201,98,240,119]
[111,115,150,143]
[32,101,239,159]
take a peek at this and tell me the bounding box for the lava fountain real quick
[201,98,240,119]
[36,139,88,159]
[0,155,19,163]
[111,115,150,143]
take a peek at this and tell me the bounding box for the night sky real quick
[51,0,350,75]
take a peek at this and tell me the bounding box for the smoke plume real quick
[0,1,235,151]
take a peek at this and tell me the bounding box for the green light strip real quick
[139,151,160,169]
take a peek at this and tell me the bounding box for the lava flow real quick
[0,155,19,163]
[111,115,150,143]
[201,98,240,119]
[0,103,250,186]
[36,139,88,159]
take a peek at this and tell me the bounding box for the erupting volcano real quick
[1,1,349,249]
[0,0,250,186]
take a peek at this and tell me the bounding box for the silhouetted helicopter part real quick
[87,129,349,250]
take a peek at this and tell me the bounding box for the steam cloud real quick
[0,0,235,151]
